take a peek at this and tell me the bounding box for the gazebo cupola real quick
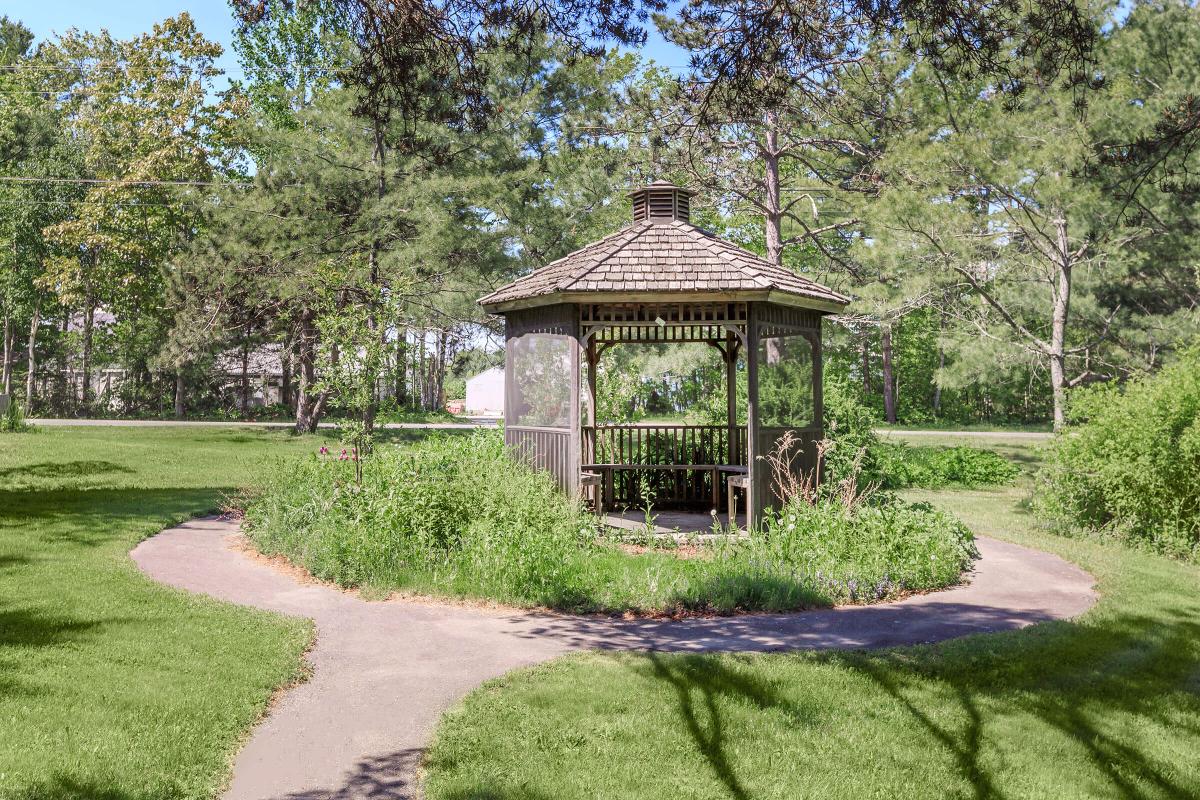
[479,181,850,527]
[630,180,693,222]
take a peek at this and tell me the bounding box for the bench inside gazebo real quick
[479,181,850,530]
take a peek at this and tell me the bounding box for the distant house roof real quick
[479,182,850,313]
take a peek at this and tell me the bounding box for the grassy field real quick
[5,427,1198,799]
[423,435,1200,800]
[0,426,336,800]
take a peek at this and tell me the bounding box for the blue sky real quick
[6,0,690,91]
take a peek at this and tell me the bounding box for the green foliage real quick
[1035,347,1200,561]
[821,380,886,488]
[0,396,28,432]
[243,431,600,607]
[875,444,1021,489]
[243,430,976,612]
[822,383,1019,490]
[747,498,978,602]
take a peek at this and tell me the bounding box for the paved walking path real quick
[132,517,1094,800]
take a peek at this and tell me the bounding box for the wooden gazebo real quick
[479,181,850,526]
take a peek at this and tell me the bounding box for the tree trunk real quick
[861,328,871,394]
[280,336,293,410]
[239,339,250,415]
[80,301,94,410]
[25,303,38,411]
[881,321,897,424]
[174,369,186,419]
[933,345,945,414]
[394,333,408,407]
[933,310,945,414]
[762,111,784,267]
[56,310,68,410]
[2,313,12,395]
[363,120,388,435]
[417,331,428,410]
[434,329,447,411]
[1048,216,1073,431]
[294,309,329,434]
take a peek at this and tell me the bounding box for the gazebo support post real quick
[724,330,739,466]
[745,303,761,527]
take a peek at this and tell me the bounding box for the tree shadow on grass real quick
[0,460,135,482]
[0,554,32,571]
[633,652,818,800]
[0,605,135,700]
[832,606,1200,800]
[599,602,1200,800]
[0,488,235,548]
[5,774,164,800]
[0,606,113,649]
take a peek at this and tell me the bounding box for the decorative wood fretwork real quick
[504,303,578,338]
[581,302,748,344]
[755,303,821,336]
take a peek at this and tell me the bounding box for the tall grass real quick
[243,431,978,614]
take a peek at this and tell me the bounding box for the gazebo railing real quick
[582,424,747,509]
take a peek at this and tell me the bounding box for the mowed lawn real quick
[424,436,1200,800]
[0,426,334,800]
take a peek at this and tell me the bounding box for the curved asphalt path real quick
[132,517,1095,800]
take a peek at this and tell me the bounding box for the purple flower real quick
[319,446,329,456]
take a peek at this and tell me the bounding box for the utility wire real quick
[0,176,251,188]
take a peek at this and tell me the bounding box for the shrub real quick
[731,497,979,603]
[875,444,1021,489]
[822,380,886,488]
[821,383,1017,490]
[0,397,28,433]
[243,430,978,613]
[1034,347,1200,560]
[243,431,598,607]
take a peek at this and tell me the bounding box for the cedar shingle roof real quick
[478,219,850,311]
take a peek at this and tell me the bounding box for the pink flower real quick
[319,446,329,455]
[339,449,348,461]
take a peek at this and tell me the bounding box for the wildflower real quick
[319,446,329,456]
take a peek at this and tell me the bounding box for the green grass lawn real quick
[0,426,342,800]
[423,437,1200,800]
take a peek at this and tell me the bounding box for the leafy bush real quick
[822,380,887,488]
[822,382,1019,490]
[738,497,979,603]
[243,430,978,613]
[243,432,598,607]
[1,397,28,433]
[875,443,1021,489]
[1034,347,1200,561]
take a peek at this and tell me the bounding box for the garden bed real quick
[240,432,979,616]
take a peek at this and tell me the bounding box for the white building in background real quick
[465,367,504,417]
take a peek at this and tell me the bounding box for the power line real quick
[0,175,251,188]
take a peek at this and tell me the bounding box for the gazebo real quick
[479,181,850,527]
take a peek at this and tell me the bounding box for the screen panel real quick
[756,332,817,429]
[509,332,573,429]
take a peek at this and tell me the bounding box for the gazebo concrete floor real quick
[602,508,746,537]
